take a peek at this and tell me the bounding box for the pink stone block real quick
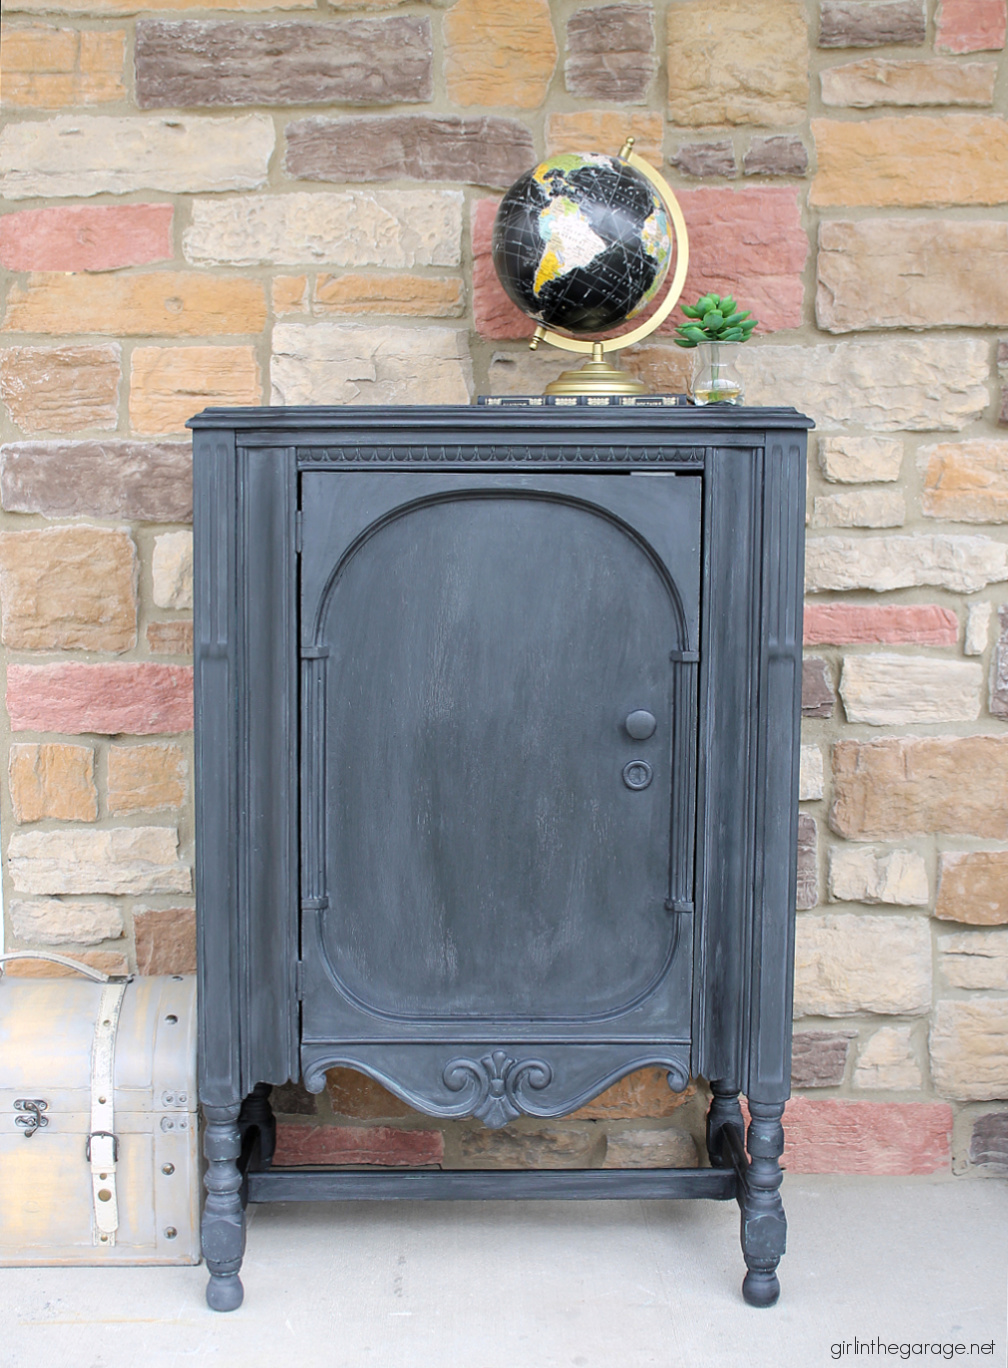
[803,603,959,646]
[778,1098,952,1175]
[472,197,534,341]
[7,663,193,735]
[936,0,1006,52]
[273,1123,444,1167]
[0,205,174,273]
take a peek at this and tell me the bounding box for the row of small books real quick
[477,394,689,407]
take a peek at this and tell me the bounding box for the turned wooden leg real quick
[739,1099,787,1308]
[239,1082,276,1167]
[706,1081,745,1169]
[202,1105,246,1312]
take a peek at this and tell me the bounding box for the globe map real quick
[491,153,673,334]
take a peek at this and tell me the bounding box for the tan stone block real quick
[919,440,1008,523]
[965,602,992,656]
[827,845,929,906]
[799,744,824,801]
[811,115,1008,207]
[185,191,463,269]
[313,274,464,318]
[622,345,693,396]
[9,898,123,946]
[602,1127,698,1168]
[7,0,309,11]
[569,1071,693,1120]
[151,531,193,611]
[818,220,1008,331]
[326,1068,416,1119]
[8,826,190,895]
[272,276,308,316]
[108,743,186,815]
[9,743,97,824]
[0,524,137,653]
[271,323,471,406]
[797,813,819,910]
[455,1124,603,1169]
[818,435,903,483]
[443,0,557,110]
[839,654,982,724]
[806,534,1008,595]
[794,913,931,1016]
[1,344,120,435]
[133,905,196,975]
[4,272,265,338]
[935,851,1008,925]
[831,736,1008,840]
[545,111,663,167]
[1,24,77,70]
[484,349,575,397]
[940,930,1008,989]
[667,0,809,127]
[146,620,193,656]
[820,58,997,107]
[0,24,125,107]
[3,950,129,977]
[853,1027,922,1091]
[0,114,274,200]
[129,346,261,435]
[811,489,905,528]
[739,338,989,432]
[931,998,1008,1100]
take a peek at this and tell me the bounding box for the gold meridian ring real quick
[531,143,690,357]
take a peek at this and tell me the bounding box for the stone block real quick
[970,1112,1008,1170]
[135,17,431,107]
[621,346,693,397]
[0,441,192,523]
[0,524,137,653]
[810,489,905,528]
[0,114,274,200]
[129,346,261,435]
[146,621,194,656]
[602,1128,698,1168]
[271,323,472,406]
[9,898,123,946]
[184,190,463,269]
[940,930,1008,990]
[273,1124,443,1167]
[133,905,196,974]
[666,0,809,127]
[794,913,932,1016]
[484,350,575,397]
[454,1125,602,1169]
[828,846,929,906]
[820,57,997,107]
[804,603,958,647]
[443,0,557,110]
[152,532,193,611]
[992,604,1008,718]
[108,743,187,815]
[743,136,809,177]
[569,1070,693,1121]
[8,826,191,896]
[799,745,824,802]
[930,998,1008,1100]
[270,1082,316,1118]
[326,1068,415,1120]
[8,0,311,10]
[0,201,172,274]
[818,0,926,46]
[853,1026,922,1091]
[806,534,1008,595]
[811,115,1008,207]
[669,142,736,178]
[285,116,531,191]
[3,950,129,978]
[1001,339,1008,428]
[802,657,835,718]
[471,198,534,341]
[6,663,193,735]
[838,653,982,725]
[936,851,1008,925]
[273,276,308,315]
[817,220,1008,331]
[935,0,1006,52]
[965,602,991,656]
[739,338,989,432]
[1,344,120,435]
[920,440,1008,523]
[313,275,464,318]
[565,4,655,102]
[791,1029,855,1088]
[545,112,663,167]
[818,434,903,483]
[1,24,125,108]
[9,743,97,824]
[796,814,818,911]
[780,1098,951,1175]
[831,736,1008,840]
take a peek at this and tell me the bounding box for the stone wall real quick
[1,0,1006,1176]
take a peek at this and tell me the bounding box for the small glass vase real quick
[689,341,745,405]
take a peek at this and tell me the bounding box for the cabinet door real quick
[299,471,700,1082]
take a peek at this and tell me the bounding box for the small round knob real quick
[622,760,653,791]
[625,709,657,740]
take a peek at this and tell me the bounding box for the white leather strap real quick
[89,981,126,1245]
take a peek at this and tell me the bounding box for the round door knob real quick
[625,709,657,740]
[622,760,653,791]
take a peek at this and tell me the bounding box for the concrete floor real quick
[3,1176,1006,1368]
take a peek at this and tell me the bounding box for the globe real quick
[491,152,674,335]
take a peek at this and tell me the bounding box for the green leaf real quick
[722,311,746,327]
[722,326,744,341]
[696,294,716,315]
[680,325,708,343]
[674,338,696,348]
[702,311,724,330]
[680,304,702,319]
[719,296,735,315]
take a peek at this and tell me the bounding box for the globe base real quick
[543,357,648,397]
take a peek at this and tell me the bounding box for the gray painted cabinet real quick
[188,403,810,1313]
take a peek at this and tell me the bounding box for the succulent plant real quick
[674,292,758,348]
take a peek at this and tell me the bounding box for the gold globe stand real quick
[528,138,689,397]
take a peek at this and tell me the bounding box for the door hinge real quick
[295,509,304,554]
[295,961,305,1001]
